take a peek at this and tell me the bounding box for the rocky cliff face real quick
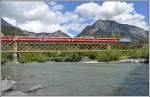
[78,19,148,42]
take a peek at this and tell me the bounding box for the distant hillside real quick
[78,19,149,42]
[22,30,69,37]
[35,30,69,37]
[1,18,27,36]
[1,18,69,37]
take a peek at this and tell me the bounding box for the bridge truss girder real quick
[1,42,146,52]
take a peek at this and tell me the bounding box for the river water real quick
[2,62,149,96]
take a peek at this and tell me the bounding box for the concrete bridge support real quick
[13,40,18,64]
[107,44,111,50]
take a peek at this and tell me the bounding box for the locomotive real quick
[1,36,131,43]
[118,38,131,43]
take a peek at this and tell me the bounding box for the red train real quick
[1,36,119,43]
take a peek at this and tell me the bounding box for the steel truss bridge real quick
[1,38,147,63]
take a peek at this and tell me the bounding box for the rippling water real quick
[2,62,149,96]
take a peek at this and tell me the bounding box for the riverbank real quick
[2,48,149,64]
[2,58,149,65]
[79,58,148,64]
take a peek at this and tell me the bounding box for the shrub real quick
[1,52,13,64]
[96,50,122,62]
[96,52,110,62]
[19,53,49,63]
[65,53,81,62]
[88,52,98,59]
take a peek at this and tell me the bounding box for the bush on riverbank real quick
[96,50,122,62]
[19,53,49,63]
[1,47,149,64]
[1,53,13,64]
[122,48,149,59]
[65,53,81,62]
[130,49,148,59]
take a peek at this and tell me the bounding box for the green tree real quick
[112,34,121,38]
[66,53,81,62]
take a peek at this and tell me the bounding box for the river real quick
[2,62,149,96]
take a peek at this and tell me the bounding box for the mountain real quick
[35,30,69,37]
[1,18,69,37]
[22,30,69,37]
[1,18,27,36]
[78,19,149,42]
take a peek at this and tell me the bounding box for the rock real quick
[7,91,27,96]
[119,58,147,63]
[27,85,42,92]
[1,79,16,92]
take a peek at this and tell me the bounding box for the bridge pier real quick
[107,43,111,50]
[13,39,18,64]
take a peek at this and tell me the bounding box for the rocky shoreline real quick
[117,58,148,63]
[79,58,148,64]
[1,79,43,96]
[1,79,27,96]
[2,58,149,65]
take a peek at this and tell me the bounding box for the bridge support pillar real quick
[13,42,18,64]
[107,44,111,50]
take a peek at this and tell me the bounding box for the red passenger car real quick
[43,37,71,42]
[71,37,95,42]
[1,36,14,42]
[15,36,42,42]
[1,36,119,43]
[96,38,118,43]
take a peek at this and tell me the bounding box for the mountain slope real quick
[78,19,149,42]
[35,30,69,37]
[1,18,27,36]
[1,18,69,37]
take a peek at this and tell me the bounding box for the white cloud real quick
[19,21,67,33]
[1,1,148,37]
[3,17,16,26]
[45,1,64,11]
[1,1,67,33]
[75,1,148,30]
[75,2,101,18]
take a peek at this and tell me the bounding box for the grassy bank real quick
[1,47,149,64]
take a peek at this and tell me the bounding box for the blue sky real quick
[2,1,149,37]
[51,1,149,24]
[130,1,149,23]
